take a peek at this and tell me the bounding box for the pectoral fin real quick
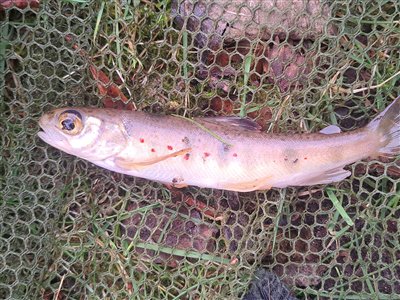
[219,175,272,192]
[172,183,188,188]
[115,148,192,170]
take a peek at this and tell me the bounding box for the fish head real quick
[38,108,127,161]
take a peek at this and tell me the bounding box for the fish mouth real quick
[38,117,48,140]
[37,126,53,145]
[37,116,65,146]
[37,117,50,142]
[37,129,50,144]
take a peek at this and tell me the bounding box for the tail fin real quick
[367,95,400,156]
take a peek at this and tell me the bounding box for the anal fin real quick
[115,147,192,170]
[293,167,351,186]
[219,175,272,192]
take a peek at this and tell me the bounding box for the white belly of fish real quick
[95,153,268,191]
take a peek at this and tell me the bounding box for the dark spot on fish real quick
[293,158,298,164]
[140,138,144,143]
[184,153,190,160]
[223,144,231,152]
[151,148,156,152]
[283,148,298,163]
[167,145,173,150]
[182,136,190,145]
[172,176,184,183]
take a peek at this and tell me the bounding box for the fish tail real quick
[367,95,400,156]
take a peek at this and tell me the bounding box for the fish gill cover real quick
[1,0,399,299]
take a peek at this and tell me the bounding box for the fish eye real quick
[61,118,75,130]
[58,110,83,135]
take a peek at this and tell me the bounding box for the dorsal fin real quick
[320,125,341,135]
[198,116,262,131]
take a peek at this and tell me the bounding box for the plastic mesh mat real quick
[1,0,400,299]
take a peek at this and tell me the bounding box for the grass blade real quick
[326,188,354,226]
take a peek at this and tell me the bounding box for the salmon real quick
[38,96,400,192]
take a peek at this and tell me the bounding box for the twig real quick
[95,236,133,296]
[54,274,66,300]
[352,69,400,93]
[267,95,291,133]
[339,69,400,94]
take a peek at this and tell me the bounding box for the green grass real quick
[239,52,254,118]
[326,188,354,227]
[38,172,242,299]
[271,189,286,254]
[171,114,233,147]
[93,1,105,41]
[0,23,8,90]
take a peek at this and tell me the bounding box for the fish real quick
[38,96,400,192]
